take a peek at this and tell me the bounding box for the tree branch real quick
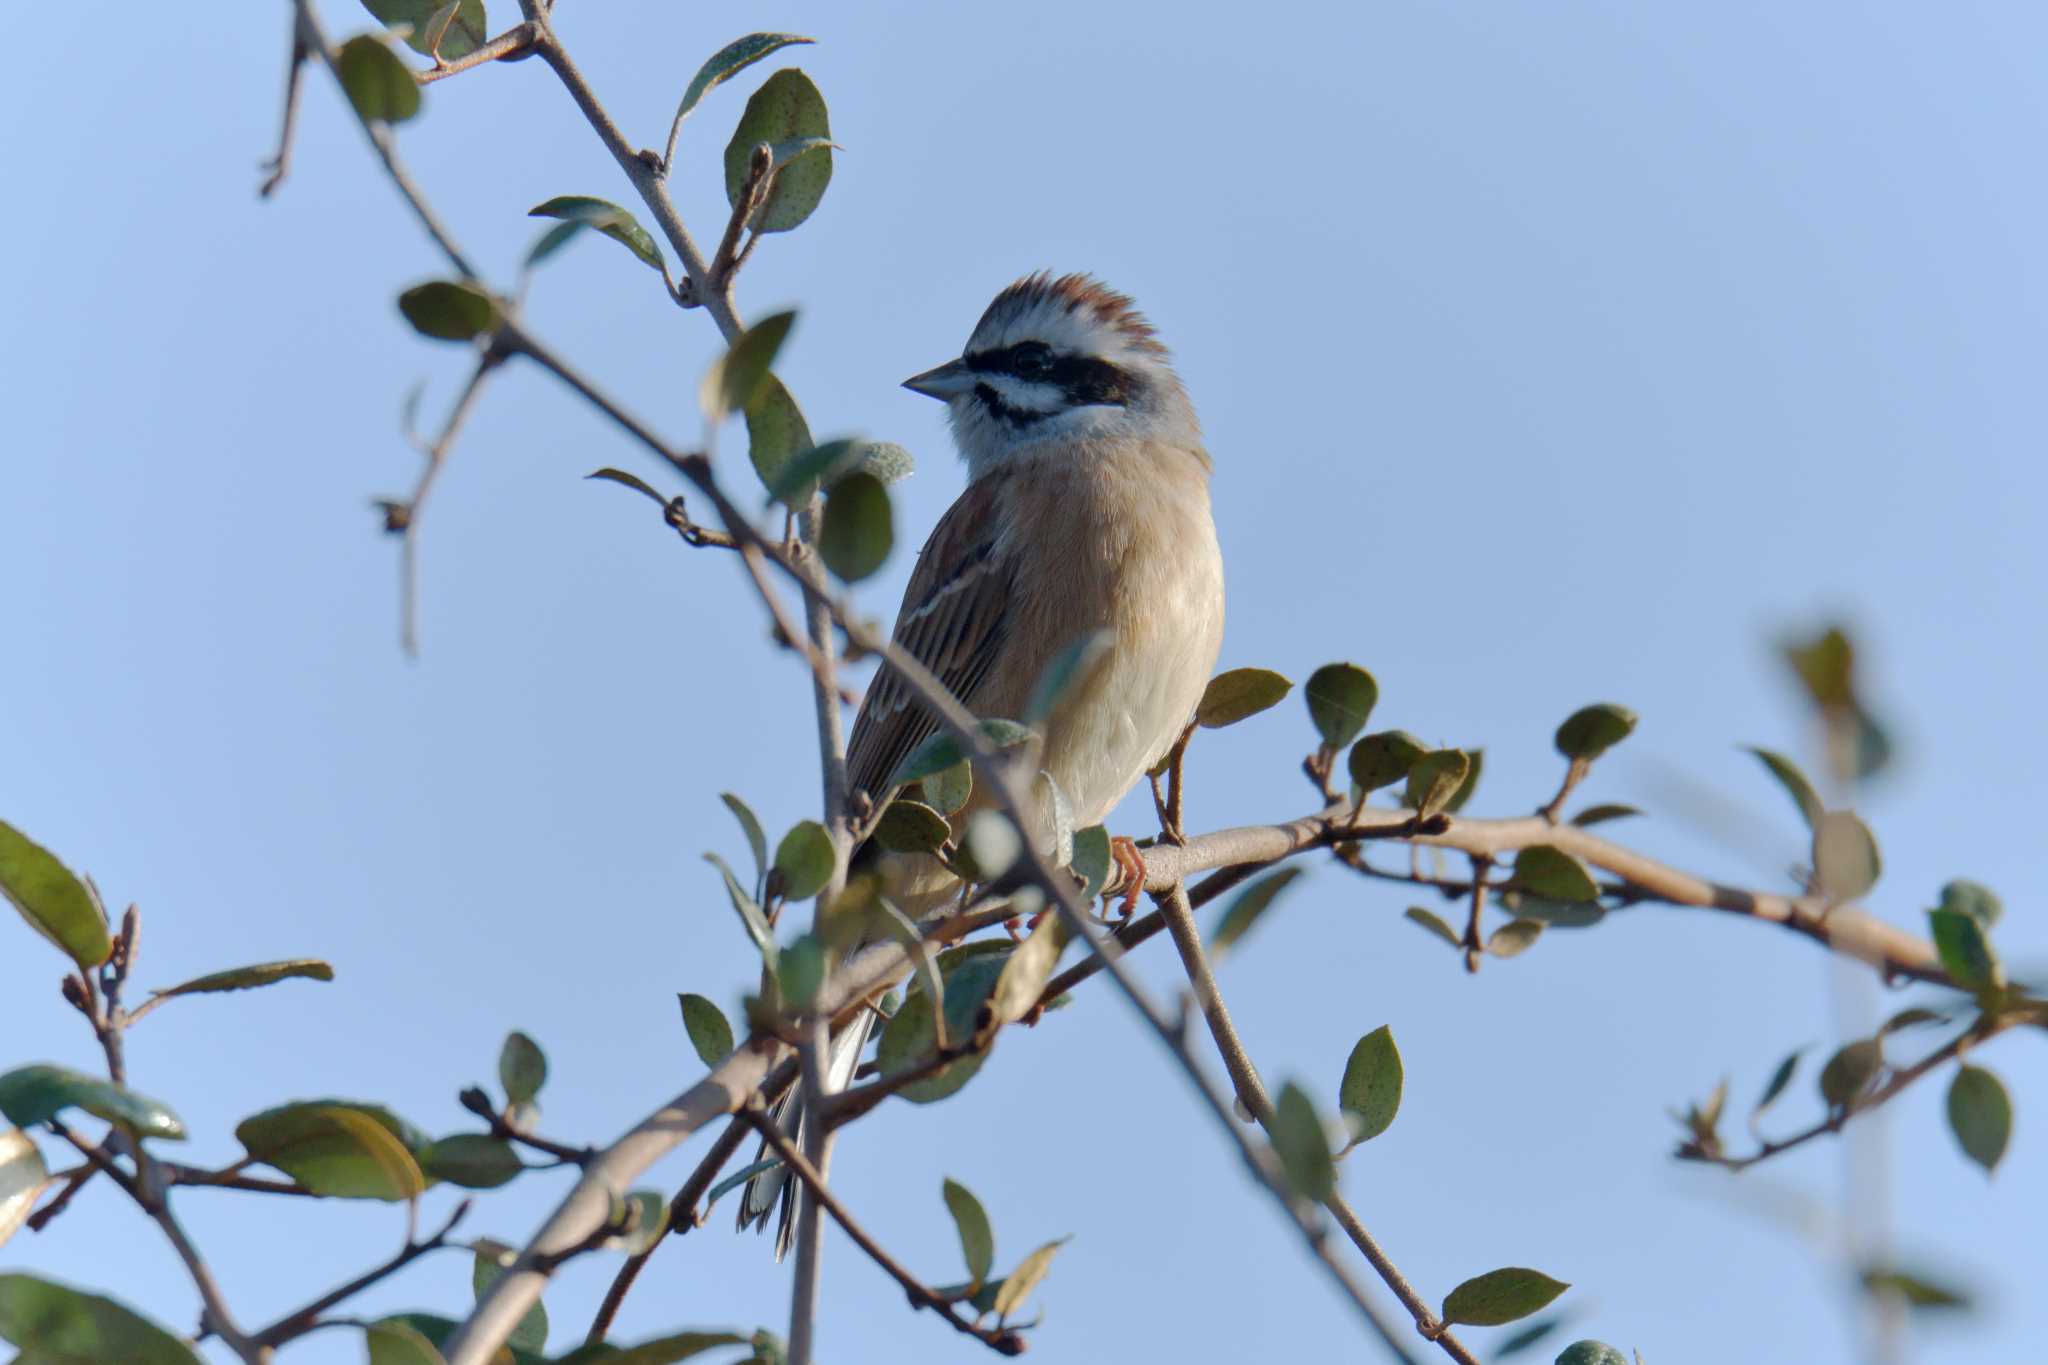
[785,1022,832,1365]
[739,1101,1026,1356]
[253,1199,472,1346]
[257,17,308,198]
[415,22,540,84]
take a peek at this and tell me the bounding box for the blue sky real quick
[4,2,2045,1361]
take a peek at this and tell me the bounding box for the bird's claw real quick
[1109,836,1146,919]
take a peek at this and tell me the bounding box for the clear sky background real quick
[5,2,2045,1362]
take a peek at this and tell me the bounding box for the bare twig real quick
[416,22,540,84]
[253,1199,473,1346]
[258,20,308,198]
[1461,855,1492,974]
[740,1100,1026,1356]
[389,346,506,655]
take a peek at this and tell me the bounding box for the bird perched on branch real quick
[740,272,1226,1255]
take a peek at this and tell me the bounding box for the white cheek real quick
[982,373,1063,411]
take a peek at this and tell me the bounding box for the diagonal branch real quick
[252,1199,473,1346]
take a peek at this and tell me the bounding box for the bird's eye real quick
[1009,343,1052,379]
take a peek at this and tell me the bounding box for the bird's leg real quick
[1109,836,1147,919]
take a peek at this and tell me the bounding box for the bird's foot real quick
[1109,836,1147,919]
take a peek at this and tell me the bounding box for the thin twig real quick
[785,1022,832,1365]
[415,22,539,84]
[740,1101,1026,1356]
[253,1200,473,1346]
[258,22,308,198]
[1461,855,1492,974]
[391,346,505,655]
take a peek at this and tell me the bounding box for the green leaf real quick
[605,1190,671,1257]
[719,793,769,888]
[1445,746,1485,813]
[705,852,777,971]
[1859,1267,1972,1311]
[1025,631,1115,728]
[147,958,334,1002]
[857,440,915,486]
[890,719,1034,788]
[1486,918,1545,959]
[1812,810,1881,903]
[722,69,834,234]
[499,1031,547,1106]
[1269,1081,1335,1202]
[1196,668,1293,729]
[1750,1048,1804,1128]
[419,1134,522,1189]
[1039,771,1076,870]
[989,1238,1067,1322]
[235,1102,425,1199]
[337,34,422,124]
[1554,1344,1628,1365]
[874,952,1010,1103]
[763,438,917,508]
[527,196,664,273]
[818,470,893,582]
[473,1248,547,1355]
[1338,1026,1402,1145]
[673,33,815,129]
[922,762,972,817]
[1782,624,1855,708]
[597,1332,754,1364]
[0,1128,49,1251]
[1439,1267,1570,1327]
[397,280,496,342]
[364,1317,448,1365]
[0,821,110,971]
[777,934,825,1009]
[704,1159,780,1213]
[701,311,796,422]
[743,376,815,494]
[1210,866,1305,955]
[1817,1039,1882,1110]
[1348,730,1427,794]
[357,0,487,61]
[1938,879,2002,929]
[1404,749,1470,819]
[1509,846,1599,903]
[941,1178,995,1287]
[0,1065,186,1141]
[0,1273,203,1364]
[1303,663,1379,749]
[1927,908,2002,995]
[989,911,1068,1028]
[873,799,951,856]
[1069,825,1113,900]
[1502,895,1607,929]
[1946,1065,2011,1175]
[1745,747,1823,830]
[1403,905,1461,949]
[772,820,835,901]
[1569,803,1642,827]
[1554,703,1637,761]
[677,993,735,1067]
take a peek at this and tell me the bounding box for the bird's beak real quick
[901,359,976,401]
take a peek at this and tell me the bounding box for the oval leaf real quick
[989,912,1068,1028]
[1440,1267,1571,1327]
[705,852,777,970]
[0,1065,186,1141]
[1445,746,1486,813]
[773,820,835,901]
[235,1102,424,1200]
[1555,1344,1629,1365]
[1746,746,1823,831]
[1069,824,1113,900]
[941,1177,995,1287]
[1569,803,1642,828]
[337,34,422,124]
[419,1134,522,1189]
[719,792,768,885]
[989,1237,1067,1322]
[1750,1048,1804,1128]
[1269,1081,1336,1202]
[874,799,952,856]
[677,993,735,1067]
[499,1031,547,1106]
[1812,809,1881,904]
[1403,905,1461,949]
[1304,663,1378,749]
[743,375,815,494]
[921,761,972,818]
[1927,909,2002,995]
[1338,1026,1402,1145]
[701,310,796,422]
[1210,866,1304,955]
[1404,749,1470,819]
[874,953,1010,1103]
[1937,879,2002,929]
[527,195,664,272]
[0,1273,202,1364]
[890,719,1034,789]
[1510,846,1598,903]
[1818,1039,1883,1111]
[397,280,496,342]
[1196,668,1293,729]
[0,821,110,970]
[674,33,815,127]
[1485,918,1545,959]
[358,0,487,61]
[1554,703,1637,761]
[818,470,892,582]
[722,69,833,233]
[1349,730,1426,794]
[149,959,333,1001]
[1946,1065,2012,1175]
[364,1318,447,1365]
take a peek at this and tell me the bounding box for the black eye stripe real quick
[963,344,1133,408]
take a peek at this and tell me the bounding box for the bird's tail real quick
[736,1006,877,1260]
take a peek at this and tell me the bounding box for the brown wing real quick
[845,476,1014,806]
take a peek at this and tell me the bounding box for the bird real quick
[739,271,1226,1256]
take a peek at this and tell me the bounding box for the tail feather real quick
[737,1009,877,1260]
